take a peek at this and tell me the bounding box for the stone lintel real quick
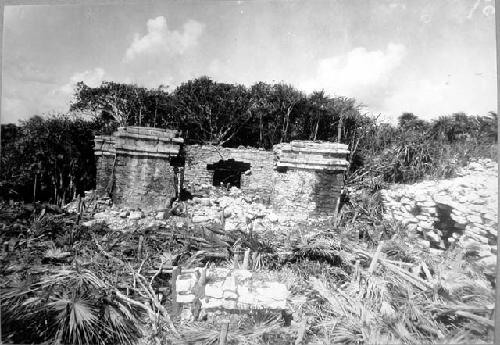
[115,143,180,155]
[117,126,180,138]
[95,151,116,156]
[115,131,184,144]
[276,160,349,171]
[282,146,350,155]
[114,149,177,159]
[288,140,349,150]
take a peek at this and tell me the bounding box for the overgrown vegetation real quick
[1,188,495,344]
[1,115,104,204]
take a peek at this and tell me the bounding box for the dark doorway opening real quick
[433,203,466,248]
[207,159,251,188]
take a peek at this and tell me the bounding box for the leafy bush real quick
[1,268,144,345]
[350,112,498,186]
[1,115,101,204]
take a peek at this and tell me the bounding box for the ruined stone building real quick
[94,126,349,218]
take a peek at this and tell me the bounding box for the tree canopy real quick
[69,77,366,149]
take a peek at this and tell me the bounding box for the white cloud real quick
[58,67,107,95]
[301,43,406,99]
[379,72,497,123]
[124,16,204,62]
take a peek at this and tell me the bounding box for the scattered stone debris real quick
[381,158,498,274]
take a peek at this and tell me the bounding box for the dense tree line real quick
[70,77,367,149]
[1,115,103,204]
[354,111,498,186]
[1,76,497,203]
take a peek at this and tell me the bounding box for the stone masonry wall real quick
[271,141,349,219]
[95,155,115,195]
[94,135,115,195]
[113,156,176,210]
[94,127,183,211]
[184,145,274,201]
[272,170,344,220]
[381,159,498,267]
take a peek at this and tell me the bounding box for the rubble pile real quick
[189,186,273,231]
[381,158,497,270]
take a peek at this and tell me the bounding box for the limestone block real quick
[426,231,440,243]
[404,204,414,212]
[192,215,213,223]
[487,227,497,236]
[417,201,436,208]
[222,276,237,295]
[155,211,168,220]
[419,239,431,248]
[128,211,144,220]
[471,199,486,205]
[177,274,196,293]
[177,294,196,303]
[482,212,497,222]
[420,221,434,230]
[94,212,109,220]
[466,215,483,224]
[406,223,418,231]
[433,195,450,205]
[415,194,428,202]
[82,220,101,227]
[401,218,411,225]
[204,281,224,299]
[420,206,437,214]
[238,286,256,306]
[222,299,238,309]
[429,248,444,255]
[223,208,232,218]
[254,283,289,309]
[196,197,212,206]
[233,269,252,281]
[200,297,224,310]
[451,214,467,225]
[477,255,496,269]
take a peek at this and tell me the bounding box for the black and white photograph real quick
[0,1,498,344]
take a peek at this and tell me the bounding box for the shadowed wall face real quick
[271,141,349,219]
[113,156,175,209]
[94,135,115,195]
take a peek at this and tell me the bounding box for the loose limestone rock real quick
[128,211,145,220]
[381,158,498,267]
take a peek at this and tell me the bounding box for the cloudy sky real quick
[2,0,497,124]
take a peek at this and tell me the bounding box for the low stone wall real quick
[271,141,349,219]
[184,145,274,201]
[176,267,289,321]
[381,159,498,264]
